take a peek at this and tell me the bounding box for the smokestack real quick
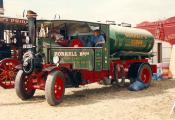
[26,10,37,53]
[0,0,4,15]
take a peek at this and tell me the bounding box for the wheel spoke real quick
[1,64,7,70]
[0,60,19,88]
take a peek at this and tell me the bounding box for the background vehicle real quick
[0,16,27,88]
[15,11,157,106]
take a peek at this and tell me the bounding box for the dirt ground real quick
[1,80,175,120]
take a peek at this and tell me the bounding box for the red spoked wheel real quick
[138,63,152,85]
[45,71,65,106]
[0,58,20,89]
[15,70,36,100]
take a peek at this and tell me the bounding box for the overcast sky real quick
[4,0,175,26]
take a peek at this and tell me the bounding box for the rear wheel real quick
[15,70,35,100]
[137,63,152,85]
[45,71,65,106]
[128,63,142,84]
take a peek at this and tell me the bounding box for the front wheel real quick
[15,70,35,100]
[45,71,65,106]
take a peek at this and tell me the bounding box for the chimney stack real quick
[26,10,37,53]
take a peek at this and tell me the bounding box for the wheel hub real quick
[141,68,151,84]
[54,77,64,100]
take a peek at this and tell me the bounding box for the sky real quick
[3,0,175,26]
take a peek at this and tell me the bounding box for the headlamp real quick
[53,56,60,64]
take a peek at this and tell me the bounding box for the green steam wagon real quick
[15,11,156,106]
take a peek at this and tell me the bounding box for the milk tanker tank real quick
[109,26,154,56]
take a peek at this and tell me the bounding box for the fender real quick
[42,65,60,72]
[42,63,72,73]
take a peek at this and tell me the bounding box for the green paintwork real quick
[100,24,110,70]
[36,20,111,71]
[37,38,57,52]
[109,26,154,55]
[51,48,95,70]
[114,51,154,58]
[40,40,105,71]
[95,49,103,71]
[35,20,155,71]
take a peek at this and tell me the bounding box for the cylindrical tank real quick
[109,26,154,54]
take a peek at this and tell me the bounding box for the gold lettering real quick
[54,52,78,57]
[80,52,90,56]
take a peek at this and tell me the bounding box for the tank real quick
[109,26,154,54]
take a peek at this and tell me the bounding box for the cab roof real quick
[36,19,109,26]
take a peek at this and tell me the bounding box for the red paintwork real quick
[59,63,72,69]
[25,71,46,90]
[136,16,175,45]
[27,64,61,90]
[80,70,109,84]
[79,59,156,85]
[54,76,64,100]
[23,74,36,91]
[56,40,69,47]
[69,39,84,47]
[141,68,151,84]
[0,58,20,89]
[0,47,24,89]
[25,59,155,90]
[151,64,157,73]
[109,59,149,79]
[0,16,27,26]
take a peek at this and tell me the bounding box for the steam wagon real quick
[15,11,156,106]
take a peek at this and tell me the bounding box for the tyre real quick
[137,63,152,85]
[128,63,142,83]
[129,78,135,84]
[45,71,65,106]
[15,70,35,100]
